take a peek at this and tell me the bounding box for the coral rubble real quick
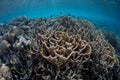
[0,16,119,80]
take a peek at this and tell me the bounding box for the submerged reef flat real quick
[0,16,120,80]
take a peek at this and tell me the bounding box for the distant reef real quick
[0,16,120,80]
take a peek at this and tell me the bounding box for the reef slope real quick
[0,16,120,80]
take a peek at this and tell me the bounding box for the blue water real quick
[0,0,120,36]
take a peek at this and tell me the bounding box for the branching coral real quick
[48,16,116,68]
[0,16,119,80]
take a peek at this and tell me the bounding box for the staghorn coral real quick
[38,31,91,67]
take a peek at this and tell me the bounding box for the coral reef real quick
[0,16,119,80]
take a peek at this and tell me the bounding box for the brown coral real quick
[0,16,118,80]
[48,16,116,68]
[38,31,91,67]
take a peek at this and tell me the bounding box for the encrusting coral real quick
[0,16,119,80]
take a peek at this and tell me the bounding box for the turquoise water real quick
[0,0,120,35]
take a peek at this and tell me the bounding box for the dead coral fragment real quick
[38,31,91,67]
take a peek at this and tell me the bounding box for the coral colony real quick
[0,16,120,80]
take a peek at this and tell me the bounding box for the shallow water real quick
[0,0,120,36]
[0,1,120,79]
